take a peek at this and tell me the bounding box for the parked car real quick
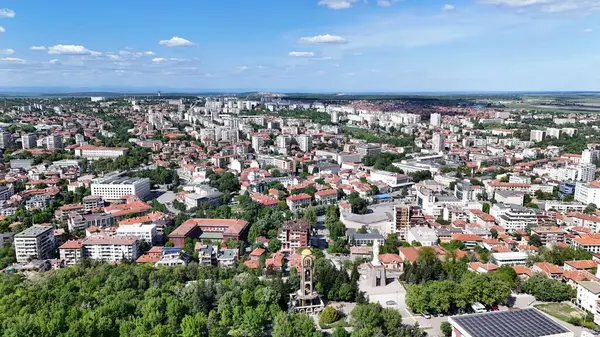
[491,305,499,311]
[421,312,432,319]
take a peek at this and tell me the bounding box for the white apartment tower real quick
[47,134,63,149]
[430,113,442,127]
[297,135,312,153]
[14,225,54,263]
[432,132,445,153]
[251,135,265,151]
[21,134,37,149]
[530,130,545,142]
[577,163,597,182]
[582,149,599,165]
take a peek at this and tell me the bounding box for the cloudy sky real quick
[0,0,598,92]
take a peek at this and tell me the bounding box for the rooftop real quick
[16,225,53,237]
[449,308,571,337]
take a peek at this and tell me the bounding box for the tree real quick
[331,327,350,337]
[319,306,340,326]
[482,203,491,214]
[490,228,498,239]
[523,275,576,302]
[303,207,318,228]
[181,312,208,337]
[528,234,542,247]
[441,322,452,337]
[585,203,597,215]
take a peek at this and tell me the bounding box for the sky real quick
[0,0,599,92]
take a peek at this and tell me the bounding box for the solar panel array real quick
[452,308,571,337]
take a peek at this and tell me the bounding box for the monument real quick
[366,239,387,287]
[289,249,325,314]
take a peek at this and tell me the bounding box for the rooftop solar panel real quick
[450,308,572,337]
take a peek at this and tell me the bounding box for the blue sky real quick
[0,0,598,92]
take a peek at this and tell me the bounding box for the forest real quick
[0,261,423,337]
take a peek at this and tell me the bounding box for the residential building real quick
[582,149,599,165]
[0,232,15,247]
[60,235,140,264]
[14,225,54,263]
[356,143,380,157]
[68,213,115,231]
[297,135,312,153]
[575,181,600,205]
[0,132,12,149]
[531,227,566,245]
[251,135,264,151]
[346,229,385,246]
[530,129,545,142]
[432,132,444,152]
[21,133,37,149]
[578,163,597,182]
[25,195,51,211]
[278,219,311,253]
[73,146,128,160]
[46,134,63,149]
[577,280,600,313]
[0,185,14,201]
[116,223,157,243]
[454,180,472,202]
[430,112,441,127]
[490,203,538,231]
[314,189,337,205]
[533,262,564,279]
[196,243,216,266]
[286,193,312,212]
[91,172,151,200]
[494,190,524,205]
[83,195,104,211]
[572,234,600,253]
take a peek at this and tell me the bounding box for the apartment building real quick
[297,134,312,153]
[572,234,600,253]
[491,203,538,231]
[0,132,12,149]
[73,145,128,160]
[314,189,337,205]
[575,181,600,206]
[286,193,312,212]
[278,219,311,253]
[531,227,567,246]
[83,195,104,211]
[116,223,157,243]
[14,225,55,263]
[21,133,37,149]
[59,236,139,264]
[91,172,150,200]
[46,134,63,149]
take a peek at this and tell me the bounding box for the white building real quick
[81,236,139,262]
[14,225,54,263]
[432,132,444,153]
[582,150,599,165]
[251,135,264,151]
[91,172,150,200]
[430,112,441,127]
[490,203,538,231]
[406,226,439,246]
[575,182,600,206]
[297,135,312,153]
[21,134,37,149]
[491,251,529,266]
[530,130,545,142]
[577,163,596,182]
[73,146,129,160]
[546,128,561,139]
[46,134,63,149]
[116,223,157,243]
[576,281,600,313]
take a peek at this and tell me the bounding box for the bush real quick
[441,321,452,337]
[319,306,340,326]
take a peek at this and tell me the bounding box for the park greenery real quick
[522,275,576,302]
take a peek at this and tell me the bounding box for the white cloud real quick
[0,49,14,55]
[377,0,398,7]
[49,59,60,64]
[0,27,5,34]
[30,46,46,51]
[584,28,593,33]
[0,57,25,63]
[0,9,15,18]
[159,36,195,47]
[442,4,456,11]
[107,54,121,61]
[238,66,250,71]
[289,51,316,57]
[318,0,357,9]
[300,34,348,44]
[480,0,600,12]
[144,51,155,56]
[152,58,166,63]
[48,44,102,56]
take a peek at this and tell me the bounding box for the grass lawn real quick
[535,302,584,323]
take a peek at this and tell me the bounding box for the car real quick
[491,305,499,311]
[385,300,397,306]
[421,312,432,319]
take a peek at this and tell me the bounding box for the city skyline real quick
[0,0,598,92]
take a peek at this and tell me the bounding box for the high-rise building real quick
[455,180,473,202]
[357,143,381,157]
[0,132,13,149]
[331,110,339,124]
[432,132,445,153]
[21,134,37,149]
[47,134,63,149]
[75,134,86,145]
[546,128,561,139]
[297,135,312,153]
[530,130,545,142]
[430,112,441,127]
[277,135,292,150]
[582,149,599,165]
[14,225,55,263]
[251,135,264,151]
[577,163,596,182]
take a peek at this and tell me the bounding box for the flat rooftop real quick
[449,308,572,337]
[16,225,53,238]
